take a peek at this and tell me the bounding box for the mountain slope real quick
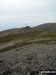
[0,26,32,37]
[0,23,56,75]
[0,30,56,53]
[34,23,56,31]
[0,23,56,53]
[0,23,56,37]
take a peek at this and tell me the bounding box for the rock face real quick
[0,44,56,75]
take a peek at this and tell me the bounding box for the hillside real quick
[0,23,56,37]
[0,23,56,52]
[0,23,56,75]
[0,26,32,37]
[0,30,56,53]
[34,23,56,31]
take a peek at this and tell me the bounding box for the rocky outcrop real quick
[0,44,56,75]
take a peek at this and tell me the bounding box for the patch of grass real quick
[0,30,43,44]
[0,31,56,44]
[0,30,56,53]
[0,46,14,53]
[0,41,32,53]
[0,39,56,53]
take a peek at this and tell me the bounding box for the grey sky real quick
[0,0,56,31]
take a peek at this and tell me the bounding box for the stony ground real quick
[0,44,56,75]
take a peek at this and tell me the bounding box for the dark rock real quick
[30,70,39,75]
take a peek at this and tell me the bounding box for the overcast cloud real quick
[0,0,56,31]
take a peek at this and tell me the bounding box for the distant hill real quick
[0,26,32,37]
[0,23,56,37]
[34,23,56,31]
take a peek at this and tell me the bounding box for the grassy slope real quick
[0,30,56,53]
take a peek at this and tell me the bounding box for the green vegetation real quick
[0,41,32,53]
[0,30,56,53]
[0,30,42,44]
